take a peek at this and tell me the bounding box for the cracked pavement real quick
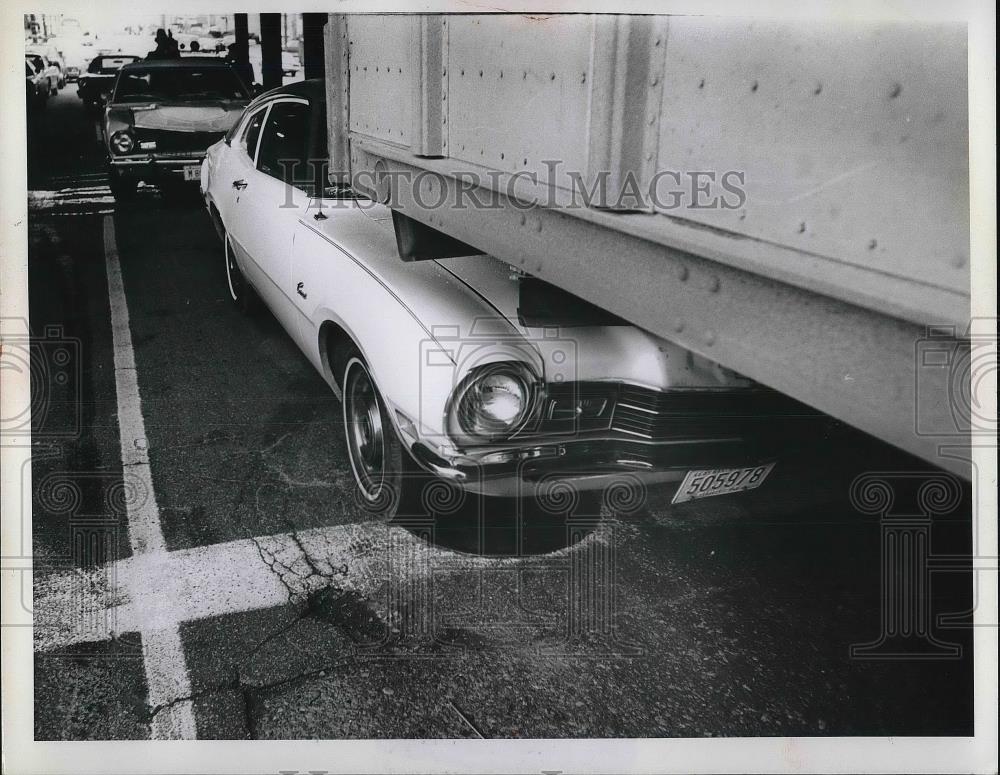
[28,86,975,740]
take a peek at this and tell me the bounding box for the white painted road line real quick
[33,520,606,653]
[103,214,196,739]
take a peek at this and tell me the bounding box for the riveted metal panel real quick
[446,14,593,189]
[655,18,970,311]
[329,14,973,475]
[412,15,448,157]
[587,15,669,209]
[347,15,414,146]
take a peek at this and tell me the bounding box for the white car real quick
[202,80,819,516]
[24,51,61,94]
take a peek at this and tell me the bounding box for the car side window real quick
[239,108,267,161]
[255,100,310,187]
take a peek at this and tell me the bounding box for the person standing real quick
[147,28,179,60]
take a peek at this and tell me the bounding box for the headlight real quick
[110,130,134,154]
[447,363,537,443]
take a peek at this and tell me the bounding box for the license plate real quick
[671,462,775,504]
[182,165,200,181]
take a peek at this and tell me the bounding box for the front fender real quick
[294,210,545,451]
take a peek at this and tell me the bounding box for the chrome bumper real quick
[403,384,827,497]
[408,435,761,498]
[109,155,204,177]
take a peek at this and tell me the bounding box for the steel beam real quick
[302,13,327,81]
[259,13,282,91]
[231,14,253,87]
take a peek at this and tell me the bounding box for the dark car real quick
[78,53,142,112]
[25,60,48,111]
[103,58,251,199]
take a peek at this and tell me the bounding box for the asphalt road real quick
[28,85,975,740]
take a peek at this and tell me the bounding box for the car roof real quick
[120,57,235,70]
[249,78,324,107]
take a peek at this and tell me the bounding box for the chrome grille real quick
[611,384,818,442]
[134,128,225,154]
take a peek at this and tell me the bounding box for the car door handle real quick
[296,282,307,299]
[232,179,248,190]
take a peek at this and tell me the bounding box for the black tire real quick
[108,169,137,201]
[223,231,259,314]
[342,353,424,520]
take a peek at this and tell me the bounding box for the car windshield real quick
[90,56,139,74]
[114,66,248,102]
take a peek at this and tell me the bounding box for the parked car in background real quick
[58,36,95,81]
[104,58,251,199]
[78,54,142,112]
[170,30,200,52]
[202,79,823,516]
[281,50,301,78]
[27,44,66,88]
[25,52,61,95]
[25,59,49,111]
[196,26,231,53]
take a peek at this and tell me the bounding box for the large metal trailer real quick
[321,14,974,478]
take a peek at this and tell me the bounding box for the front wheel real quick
[342,354,423,519]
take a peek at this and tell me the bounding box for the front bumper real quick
[109,154,205,181]
[405,383,828,498]
[409,436,756,498]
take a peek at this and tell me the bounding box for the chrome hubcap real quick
[346,364,385,498]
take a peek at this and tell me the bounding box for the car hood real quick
[434,255,754,391]
[128,100,247,133]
